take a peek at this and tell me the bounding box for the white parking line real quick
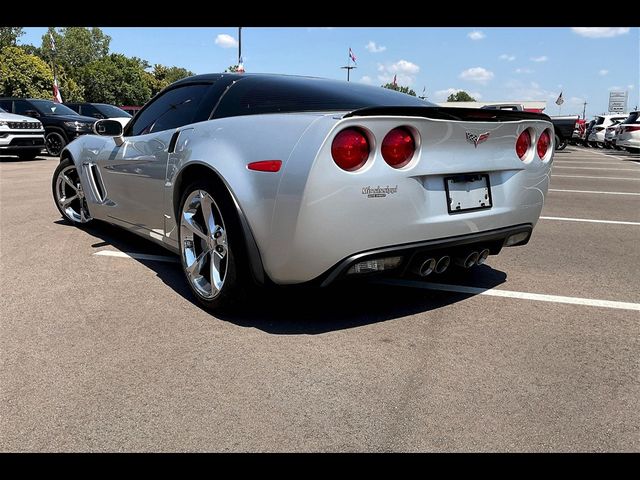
[94,250,179,263]
[552,175,640,181]
[553,166,640,171]
[549,189,640,196]
[377,279,640,312]
[554,161,625,165]
[540,216,640,226]
[587,149,640,163]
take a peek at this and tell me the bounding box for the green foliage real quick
[145,64,195,96]
[446,90,476,102]
[41,27,111,76]
[225,65,240,73]
[76,53,152,105]
[381,82,417,96]
[0,27,24,50]
[0,46,53,98]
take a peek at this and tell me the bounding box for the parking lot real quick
[1,146,638,452]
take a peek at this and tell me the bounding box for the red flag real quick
[53,77,62,103]
[349,47,357,63]
[392,74,397,86]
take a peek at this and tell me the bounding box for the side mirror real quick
[94,119,124,146]
[24,110,40,118]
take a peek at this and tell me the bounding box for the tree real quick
[225,65,240,73]
[144,64,195,96]
[76,53,152,105]
[381,82,416,96]
[0,27,24,50]
[446,90,476,102]
[0,46,53,98]
[41,27,111,76]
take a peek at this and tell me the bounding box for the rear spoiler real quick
[344,106,551,123]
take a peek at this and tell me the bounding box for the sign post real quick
[608,91,628,113]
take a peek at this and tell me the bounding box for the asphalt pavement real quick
[1,146,638,452]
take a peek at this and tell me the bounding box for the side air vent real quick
[88,164,106,202]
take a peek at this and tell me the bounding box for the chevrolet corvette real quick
[52,73,554,311]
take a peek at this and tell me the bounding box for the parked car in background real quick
[604,119,624,149]
[119,105,142,116]
[570,118,586,145]
[0,98,97,156]
[550,115,579,151]
[0,107,45,160]
[588,114,628,148]
[582,119,596,147]
[52,73,554,312]
[64,102,132,129]
[616,111,640,154]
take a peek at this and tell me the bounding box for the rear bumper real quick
[617,136,640,149]
[317,224,532,286]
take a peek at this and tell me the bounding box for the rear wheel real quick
[555,135,567,151]
[178,181,248,312]
[46,131,67,156]
[52,158,93,224]
[627,148,640,154]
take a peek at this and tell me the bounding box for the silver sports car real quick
[52,73,553,311]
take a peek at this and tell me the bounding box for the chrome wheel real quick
[54,165,92,223]
[180,190,228,300]
[46,132,65,156]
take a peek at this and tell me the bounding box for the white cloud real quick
[599,69,609,76]
[365,41,386,53]
[571,27,630,38]
[503,80,559,102]
[499,54,516,61]
[530,56,548,62]
[515,68,533,74]
[459,67,494,85]
[214,34,238,48]
[569,96,585,106]
[608,86,622,91]
[434,88,482,102]
[628,84,635,90]
[467,30,486,41]
[377,59,420,86]
[359,76,373,84]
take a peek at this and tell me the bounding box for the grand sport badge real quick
[362,185,398,198]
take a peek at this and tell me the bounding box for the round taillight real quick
[515,130,531,160]
[381,127,415,168]
[331,128,370,171]
[537,130,551,159]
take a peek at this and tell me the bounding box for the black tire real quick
[17,149,41,160]
[555,135,567,151]
[627,148,640,154]
[46,130,67,157]
[177,179,249,312]
[52,157,93,225]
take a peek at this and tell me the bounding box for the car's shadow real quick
[65,219,508,335]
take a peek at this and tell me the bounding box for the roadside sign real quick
[609,91,628,113]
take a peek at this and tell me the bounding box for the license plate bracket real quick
[445,173,492,214]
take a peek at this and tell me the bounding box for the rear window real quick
[622,112,640,124]
[213,75,432,118]
[595,116,605,125]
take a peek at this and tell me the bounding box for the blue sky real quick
[20,27,639,117]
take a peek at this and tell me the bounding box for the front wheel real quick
[46,131,67,156]
[178,181,247,312]
[52,158,93,224]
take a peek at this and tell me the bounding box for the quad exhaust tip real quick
[477,248,490,266]
[415,258,436,277]
[435,256,451,274]
[455,251,480,269]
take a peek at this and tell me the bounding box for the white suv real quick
[616,111,640,154]
[0,107,45,160]
[588,114,628,148]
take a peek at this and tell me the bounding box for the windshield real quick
[95,104,132,118]
[595,116,605,125]
[30,100,78,116]
[0,107,5,113]
[622,112,640,124]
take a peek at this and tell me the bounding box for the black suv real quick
[64,102,132,121]
[0,98,96,156]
